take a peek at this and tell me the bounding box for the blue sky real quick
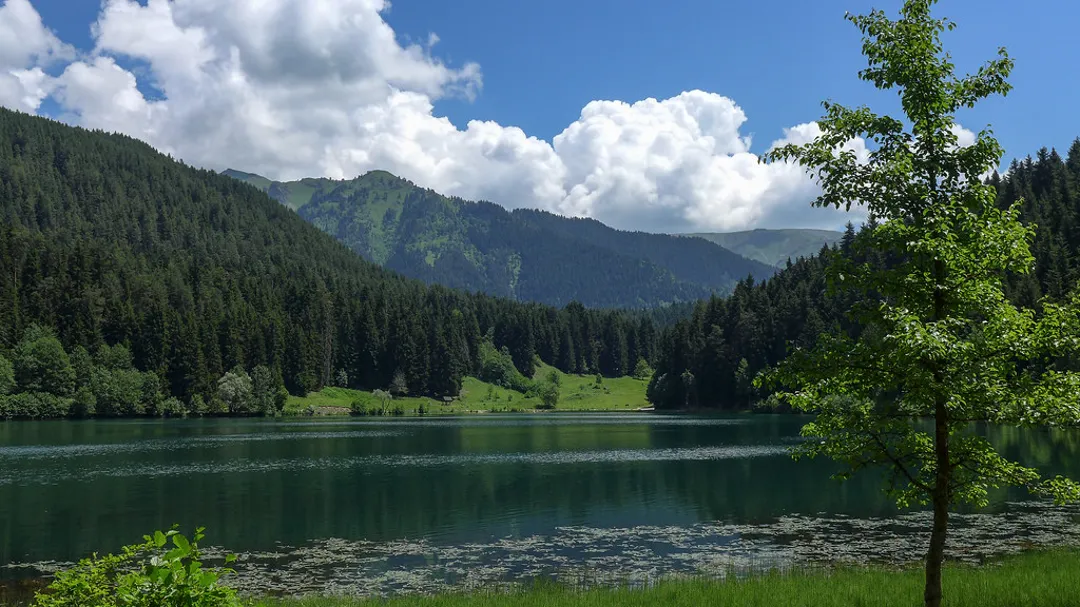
[7,0,1080,232]
[387,0,1079,161]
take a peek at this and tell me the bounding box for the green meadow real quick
[284,362,651,416]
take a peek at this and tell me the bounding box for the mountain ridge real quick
[683,229,845,268]
[222,169,779,308]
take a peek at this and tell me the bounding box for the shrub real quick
[2,392,72,419]
[372,389,392,415]
[31,527,238,607]
[14,326,75,396]
[536,381,559,410]
[91,367,148,416]
[70,387,97,418]
[349,399,368,416]
[478,342,533,393]
[161,397,187,418]
[632,358,654,380]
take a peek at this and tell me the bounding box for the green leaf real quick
[172,532,191,553]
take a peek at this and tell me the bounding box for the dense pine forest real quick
[0,109,656,419]
[7,106,1078,418]
[648,140,1080,410]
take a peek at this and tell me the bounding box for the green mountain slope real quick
[223,170,777,308]
[0,109,656,418]
[685,229,844,268]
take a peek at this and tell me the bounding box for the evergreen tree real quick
[0,353,12,395]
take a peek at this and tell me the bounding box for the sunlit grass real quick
[251,549,1080,607]
[285,363,650,416]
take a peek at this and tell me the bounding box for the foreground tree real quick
[762,2,1080,606]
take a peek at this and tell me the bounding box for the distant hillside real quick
[684,229,844,268]
[0,109,654,417]
[222,169,777,308]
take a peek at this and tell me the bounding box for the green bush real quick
[91,367,150,416]
[478,342,533,393]
[14,325,75,396]
[32,527,238,607]
[160,397,187,418]
[536,382,559,410]
[70,387,97,418]
[632,358,654,380]
[0,392,72,419]
[349,399,368,416]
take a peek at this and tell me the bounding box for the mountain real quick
[684,229,844,268]
[221,169,777,308]
[0,109,655,418]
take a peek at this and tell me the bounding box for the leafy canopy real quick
[762,0,1080,509]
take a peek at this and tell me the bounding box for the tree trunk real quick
[925,255,951,607]
[924,391,951,607]
[924,477,949,607]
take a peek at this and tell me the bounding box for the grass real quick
[249,549,1080,607]
[284,363,650,416]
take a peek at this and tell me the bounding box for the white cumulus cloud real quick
[0,0,72,112]
[3,0,888,233]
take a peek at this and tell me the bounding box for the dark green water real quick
[2,414,1079,595]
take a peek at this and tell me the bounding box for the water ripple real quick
[0,444,789,486]
[0,431,404,460]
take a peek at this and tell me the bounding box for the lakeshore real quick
[248,549,1080,607]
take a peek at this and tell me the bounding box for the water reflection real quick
[1,414,1078,595]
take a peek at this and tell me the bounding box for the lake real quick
[2,414,1079,596]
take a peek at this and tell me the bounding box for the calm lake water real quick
[2,414,1079,596]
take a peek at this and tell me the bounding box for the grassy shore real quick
[251,550,1079,607]
[285,362,651,415]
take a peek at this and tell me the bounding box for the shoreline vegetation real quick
[0,322,656,421]
[246,550,1080,607]
[8,548,1078,607]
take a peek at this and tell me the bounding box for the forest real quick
[5,107,1079,418]
[648,141,1080,409]
[0,109,656,419]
